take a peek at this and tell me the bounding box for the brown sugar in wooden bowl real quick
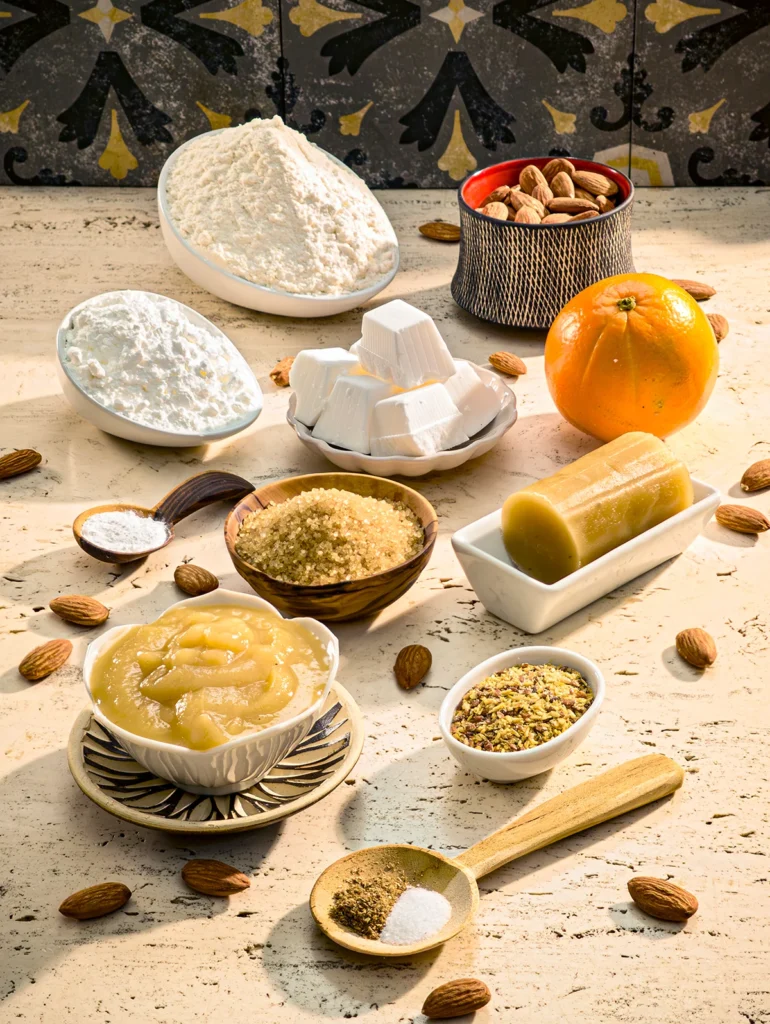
[224,472,438,622]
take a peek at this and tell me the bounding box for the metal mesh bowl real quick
[451,158,634,329]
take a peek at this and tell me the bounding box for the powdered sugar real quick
[62,291,260,434]
[80,510,169,555]
[379,886,452,945]
[164,116,398,296]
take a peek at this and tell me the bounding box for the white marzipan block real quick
[289,348,361,427]
[312,373,399,454]
[370,383,469,457]
[443,359,501,437]
[357,299,456,388]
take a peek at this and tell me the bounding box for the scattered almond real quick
[419,222,461,243]
[515,206,541,224]
[671,278,716,301]
[675,627,717,669]
[542,157,575,182]
[174,563,219,596]
[19,639,72,682]
[627,877,698,922]
[489,351,527,376]
[422,978,491,1020]
[394,644,432,690]
[49,595,109,627]
[269,357,294,387]
[59,882,131,921]
[548,196,599,214]
[478,201,509,221]
[0,449,42,480]
[741,459,770,493]
[707,313,729,342]
[572,169,617,196]
[181,859,250,897]
[550,171,575,198]
[715,503,770,534]
[519,164,548,195]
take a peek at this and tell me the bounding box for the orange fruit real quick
[544,273,719,441]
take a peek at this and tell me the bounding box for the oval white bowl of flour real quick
[56,290,263,447]
[157,121,399,319]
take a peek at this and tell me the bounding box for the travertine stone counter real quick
[1,187,769,1023]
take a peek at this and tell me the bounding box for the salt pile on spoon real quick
[379,886,452,945]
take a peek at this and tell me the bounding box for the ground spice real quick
[234,487,423,586]
[450,663,594,752]
[329,866,408,940]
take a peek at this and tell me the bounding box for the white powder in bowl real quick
[164,116,398,296]
[379,886,452,945]
[62,291,260,434]
[81,510,169,555]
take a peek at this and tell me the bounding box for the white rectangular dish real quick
[451,478,720,634]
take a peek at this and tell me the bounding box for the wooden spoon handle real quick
[455,754,684,880]
[152,471,254,526]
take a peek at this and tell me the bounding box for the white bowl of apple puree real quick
[83,590,339,795]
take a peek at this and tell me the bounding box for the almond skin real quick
[542,157,575,182]
[419,222,461,242]
[572,169,617,196]
[174,563,219,596]
[542,213,572,224]
[0,449,42,480]
[478,201,509,221]
[489,351,526,376]
[741,459,770,492]
[627,877,698,922]
[515,206,541,224]
[595,194,614,213]
[518,164,548,195]
[548,196,599,214]
[181,859,250,897]
[507,191,546,218]
[394,644,432,690]
[676,627,717,669]
[531,183,553,207]
[715,503,770,534]
[479,185,512,205]
[550,171,575,198]
[571,210,599,221]
[49,595,109,627]
[59,882,131,920]
[19,639,72,682]
[671,278,716,301]
[707,313,729,342]
[422,979,491,1019]
[573,187,597,203]
[269,357,294,387]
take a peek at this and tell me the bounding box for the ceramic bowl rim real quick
[157,131,400,305]
[439,645,605,764]
[82,589,340,759]
[56,289,263,443]
[286,363,518,467]
[223,471,439,593]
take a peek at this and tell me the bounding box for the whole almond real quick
[550,171,575,198]
[270,357,294,387]
[174,563,219,596]
[531,183,553,206]
[595,194,614,213]
[741,459,770,493]
[480,185,512,205]
[573,169,617,196]
[59,882,131,921]
[574,187,597,203]
[419,222,461,243]
[503,184,522,205]
[707,313,729,342]
[675,627,717,669]
[394,644,432,690]
[627,877,698,922]
[478,201,509,221]
[0,449,42,480]
[489,351,526,376]
[548,196,599,214]
[19,639,72,682]
[571,210,599,221]
[519,164,548,195]
[182,859,250,897]
[507,192,545,217]
[715,503,770,534]
[49,595,109,627]
[542,213,572,224]
[515,206,541,224]
[422,978,491,1019]
[542,157,575,182]
[671,278,716,301]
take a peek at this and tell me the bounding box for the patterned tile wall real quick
[1,0,768,186]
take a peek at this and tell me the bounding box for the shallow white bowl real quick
[56,290,263,447]
[287,365,518,477]
[157,132,399,318]
[452,477,721,634]
[439,646,605,782]
[83,590,339,795]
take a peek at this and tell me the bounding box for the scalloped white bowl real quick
[82,590,339,795]
[287,364,518,477]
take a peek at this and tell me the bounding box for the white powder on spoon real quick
[379,886,452,945]
[81,510,169,555]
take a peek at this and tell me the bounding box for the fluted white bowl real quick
[83,590,339,795]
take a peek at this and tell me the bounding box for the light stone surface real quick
[1,187,769,1024]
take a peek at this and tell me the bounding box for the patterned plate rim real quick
[67,682,365,834]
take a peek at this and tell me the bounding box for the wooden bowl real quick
[224,473,438,622]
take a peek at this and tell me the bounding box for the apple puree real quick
[90,604,329,750]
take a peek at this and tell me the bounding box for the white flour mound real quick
[164,116,398,296]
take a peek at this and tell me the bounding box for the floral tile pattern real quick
[0,0,768,185]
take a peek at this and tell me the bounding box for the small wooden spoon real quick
[310,753,683,957]
[73,470,254,564]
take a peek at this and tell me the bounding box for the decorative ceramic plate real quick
[68,683,364,834]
